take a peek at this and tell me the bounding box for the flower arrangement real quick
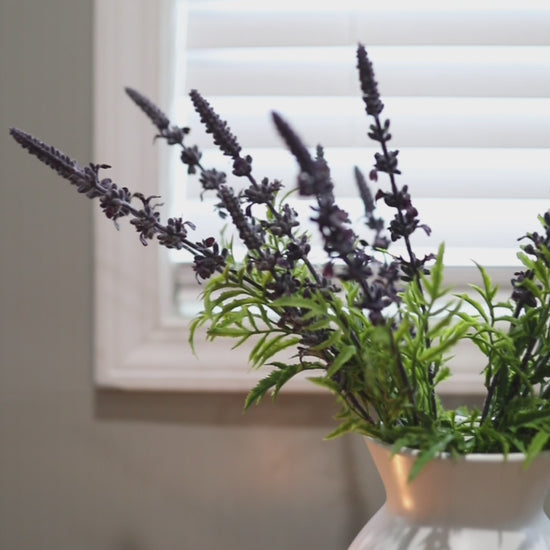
[10,45,550,477]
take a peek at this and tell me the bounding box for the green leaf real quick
[460,291,490,322]
[476,263,499,301]
[231,332,253,349]
[418,323,468,364]
[310,328,342,352]
[270,363,301,400]
[426,302,462,339]
[513,407,550,426]
[244,363,303,409]
[248,332,269,364]
[307,376,341,394]
[524,431,550,469]
[325,419,367,440]
[305,317,333,332]
[433,366,451,386]
[269,296,328,316]
[207,326,252,339]
[408,433,455,481]
[519,278,543,301]
[244,370,282,409]
[517,251,536,271]
[326,345,357,378]
[422,243,445,299]
[210,289,248,307]
[249,333,301,368]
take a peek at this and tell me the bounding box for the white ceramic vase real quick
[348,438,550,550]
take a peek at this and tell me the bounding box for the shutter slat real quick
[186,3,550,48]
[170,1,550,271]
[180,96,550,149]
[169,197,546,268]
[186,46,550,98]
[178,147,550,200]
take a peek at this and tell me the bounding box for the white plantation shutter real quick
[167,0,550,314]
[93,0,548,391]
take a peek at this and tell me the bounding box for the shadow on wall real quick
[95,389,485,428]
[94,389,340,428]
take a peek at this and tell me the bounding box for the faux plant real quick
[10,44,550,476]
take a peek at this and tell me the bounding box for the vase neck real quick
[366,438,550,527]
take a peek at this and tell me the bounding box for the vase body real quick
[348,438,550,550]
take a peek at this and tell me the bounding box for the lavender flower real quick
[266,271,300,299]
[271,111,403,325]
[127,193,161,245]
[511,212,550,309]
[244,178,282,206]
[125,87,189,145]
[10,128,89,184]
[271,111,316,182]
[374,150,401,176]
[180,145,202,175]
[218,185,264,251]
[189,89,241,158]
[354,166,389,249]
[511,271,538,309]
[261,203,299,237]
[356,44,384,117]
[199,169,227,196]
[125,87,170,130]
[355,48,432,281]
[98,179,133,228]
[192,238,228,281]
[9,126,227,277]
[157,217,196,249]
[285,235,311,266]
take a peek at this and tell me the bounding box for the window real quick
[94,0,550,392]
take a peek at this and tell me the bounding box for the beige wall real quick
[0,2,389,548]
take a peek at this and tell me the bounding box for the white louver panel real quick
[167,0,550,290]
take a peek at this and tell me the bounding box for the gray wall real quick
[0,2,387,548]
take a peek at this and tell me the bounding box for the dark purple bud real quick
[98,179,133,227]
[10,127,88,184]
[125,87,170,131]
[374,150,401,175]
[129,193,162,245]
[271,111,315,176]
[218,186,264,250]
[232,155,252,177]
[192,239,227,281]
[157,217,196,249]
[355,166,375,215]
[180,146,202,174]
[189,89,242,159]
[356,44,384,117]
[244,178,282,205]
[199,169,226,195]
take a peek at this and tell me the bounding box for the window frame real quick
[93,0,275,391]
[93,0,491,394]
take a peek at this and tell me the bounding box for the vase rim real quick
[364,436,550,463]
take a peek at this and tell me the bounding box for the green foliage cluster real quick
[191,210,550,476]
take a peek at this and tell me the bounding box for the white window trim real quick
[93,0,264,391]
[93,0,485,394]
